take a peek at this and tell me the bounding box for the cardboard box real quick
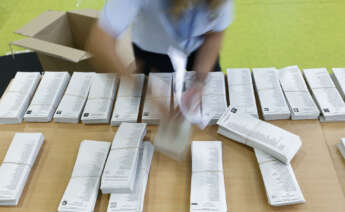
[11,9,135,72]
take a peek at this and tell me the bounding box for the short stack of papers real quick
[107,141,154,212]
[142,73,172,125]
[54,72,95,123]
[252,68,291,120]
[217,107,302,164]
[279,66,320,120]
[0,72,41,124]
[0,132,44,205]
[332,68,345,99]
[254,149,305,206]
[227,68,258,118]
[58,140,110,212]
[337,138,345,159]
[303,68,345,122]
[24,72,70,122]
[101,123,147,193]
[111,74,145,126]
[190,141,227,212]
[81,73,118,124]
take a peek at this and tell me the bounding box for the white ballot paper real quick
[111,74,145,126]
[107,141,154,212]
[190,141,227,212]
[81,73,118,124]
[54,72,95,123]
[142,73,172,125]
[279,66,319,120]
[0,132,44,206]
[58,140,110,212]
[332,68,345,99]
[337,138,345,159]
[217,107,302,164]
[24,72,70,122]
[0,72,41,124]
[252,68,290,120]
[101,123,146,193]
[303,68,345,122]
[227,68,258,118]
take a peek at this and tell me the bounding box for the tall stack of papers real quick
[111,74,145,126]
[0,132,44,205]
[190,141,227,212]
[81,73,118,124]
[107,141,154,212]
[227,68,258,118]
[303,68,345,122]
[252,68,290,120]
[279,66,320,120]
[217,107,301,164]
[101,123,147,193]
[255,149,305,206]
[58,140,110,212]
[54,72,95,123]
[142,73,172,125]
[332,68,345,99]
[337,138,345,159]
[0,72,41,124]
[24,72,70,122]
[202,72,227,125]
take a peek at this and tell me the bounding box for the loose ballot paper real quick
[217,107,302,164]
[252,68,291,120]
[54,72,95,123]
[303,68,345,122]
[111,74,145,126]
[142,73,172,125]
[58,140,110,212]
[101,123,146,193]
[24,72,70,122]
[190,141,227,212]
[227,68,258,118]
[0,133,44,206]
[279,66,320,120]
[81,73,118,124]
[332,68,345,99]
[254,149,305,206]
[0,72,41,124]
[107,142,154,212]
[337,138,345,159]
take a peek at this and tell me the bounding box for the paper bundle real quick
[81,73,118,124]
[101,123,146,193]
[58,140,110,212]
[332,68,345,99]
[54,72,95,123]
[111,74,145,126]
[190,141,227,212]
[0,133,44,205]
[24,72,70,122]
[107,141,154,212]
[279,66,320,120]
[0,72,41,124]
[337,138,345,159]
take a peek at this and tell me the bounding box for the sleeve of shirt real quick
[98,0,144,37]
[211,0,235,32]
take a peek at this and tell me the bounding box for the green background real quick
[1,0,345,70]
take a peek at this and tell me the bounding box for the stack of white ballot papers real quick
[217,107,302,164]
[54,72,95,123]
[107,142,154,212]
[142,73,172,125]
[0,72,41,124]
[0,132,44,205]
[254,149,305,206]
[190,141,227,212]
[111,74,145,126]
[279,66,320,120]
[202,72,227,125]
[252,68,291,120]
[303,68,345,122]
[337,138,345,159]
[101,123,146,193]
[81,73,118,124]
[227,68,258,118]
[58,140,110,212]
[24,72,70,122]
[332,68,345,99]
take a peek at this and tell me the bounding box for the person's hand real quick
[181,80,204,113]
